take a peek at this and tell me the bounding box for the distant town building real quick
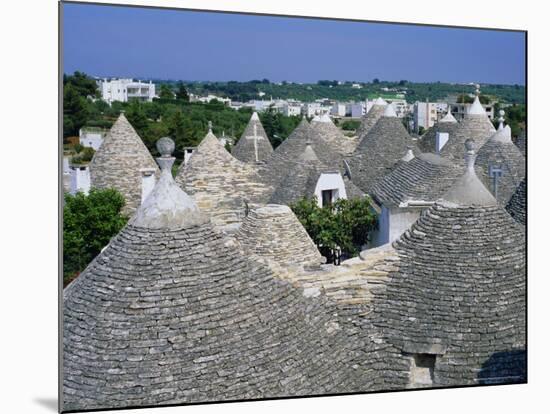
[331,103,347,117]
[386,99,409,118]
[79,127,106,151]
[283,103,302,117]
[348,102,366,118]
[190,94,231,106]
[413,101,439,131]
[451,101,495,120]
[351,83,362,89]
[98,78,156,104]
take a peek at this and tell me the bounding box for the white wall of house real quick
[371,206,421,247]
[331,103,347,117]
[79,129,104,151]
[313,173,347,207]
[69,165,90,195]
[98,78,156,104]
[283,104,302,117]
[140,169,157,203]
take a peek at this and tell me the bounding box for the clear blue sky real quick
[62,2,526,85]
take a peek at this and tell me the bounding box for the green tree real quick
[290,197,378,261]
[176,82,190,101]
[63,189,128,286]
[341,120,360,131]
[159,84,175,99]
[63,83,89,137]
[125,100,149,138]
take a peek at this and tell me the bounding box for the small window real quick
[410,354,436,386]
[322,189,334,207]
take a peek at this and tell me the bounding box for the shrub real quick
[63,188,128,286]
[290,196,378,262]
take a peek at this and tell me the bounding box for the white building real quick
[302,103,321,117]
[331,103,347,117]
[98,78,156,104]
[314,172,348,208]
[191,94,232,106]
[348,102,366,118]
[79,127,106,151]
[283,103,302,117]
[69,164,91,195]
[351,83,363,89]
[386,99,409,118]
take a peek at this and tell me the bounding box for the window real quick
[409,354,436,386]
[321,189,334,207]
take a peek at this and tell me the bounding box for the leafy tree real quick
[290,197,378,261]
[176,82,190,101]
[125,100,149,138]
[64,71,99,98]
[341,120,360,131]
[63,189,128,286]
[373,78,380,84]
[159,84,175,99]
[63,83,89,137]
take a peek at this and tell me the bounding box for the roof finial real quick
[475,83,481,97]
[156,136,176,171]
[498,109,505,131]
[208,120,213,133]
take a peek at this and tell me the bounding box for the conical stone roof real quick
[175,128,271,230]
[506,178,526,226]
[475,125,526,206]
[440,96,495,161]
[371,153,463,207]
[269,143,362,205]
[311,114,357,157]
[348,106,418,193]
[89,113,160,214]
[63,138,370,411]
[418,110,460,154]
[259,118,333,187]
[372,145,526,386]
[234,204,324,269]
[514,130,526,157]
[232,112,273,163]
[356,98,387,138]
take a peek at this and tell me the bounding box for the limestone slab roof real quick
[63,141,378,411]
[347,115,419,194]
[369,144,526,385]
[269,144,363,206]
[175,130,272,230]
[514,131,526,157]
[89,114,160,214]
[440,113,496,161]
[417,121,460,154]
[234,204,324,269]
[259,118,334,187]
[370,153,463,207]
[356,100,387,138]
[231,112,273,163]
[475,127,526,206]
[506,178,526,226]
[372,201,526,385]
[311,116,358,157]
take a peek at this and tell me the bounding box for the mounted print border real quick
[59,1,527,412]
